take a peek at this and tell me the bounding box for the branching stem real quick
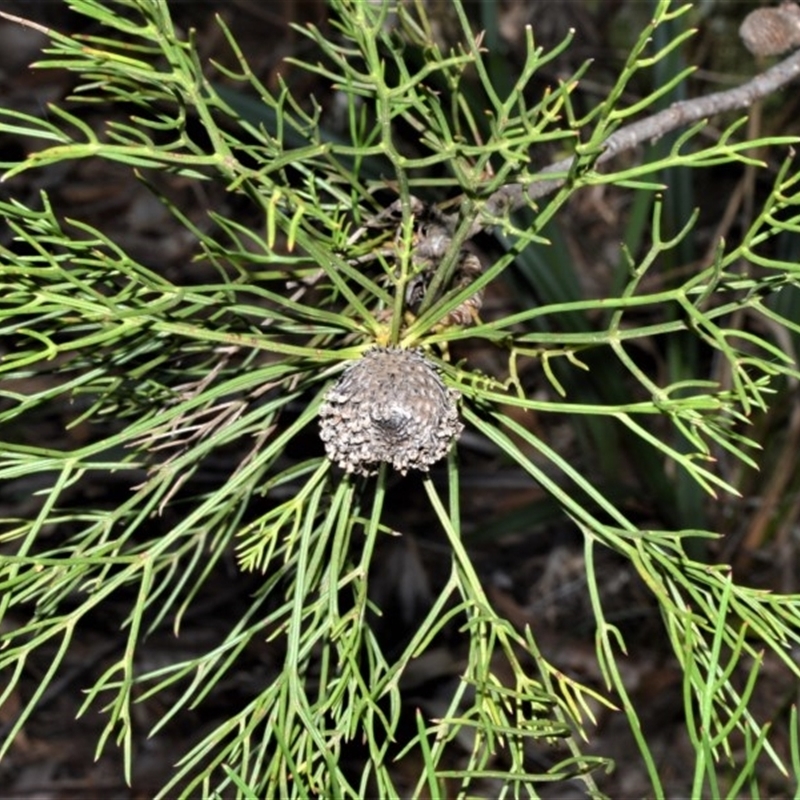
[478,47,800,231]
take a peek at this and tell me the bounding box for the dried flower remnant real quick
[352,196,485,331]
[739,2,800,56]
[318,347,463,476]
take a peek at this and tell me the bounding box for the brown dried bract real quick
[353,196,484,330]
[740,2,800,56]
[318,347,463,476]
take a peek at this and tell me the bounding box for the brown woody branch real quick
[478,47,800,230]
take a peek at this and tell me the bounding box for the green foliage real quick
[1,0,800,797]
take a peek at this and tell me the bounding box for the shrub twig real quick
[479,47,800,228]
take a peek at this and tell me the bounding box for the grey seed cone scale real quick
[318,347,463,476]
[739,2,800,56]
